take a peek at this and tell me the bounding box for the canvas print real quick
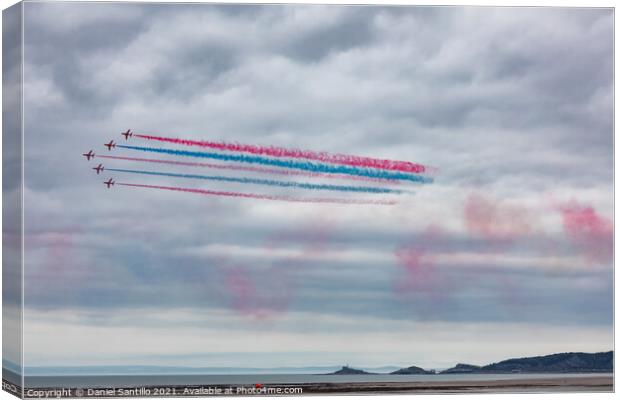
[2,1,614,397]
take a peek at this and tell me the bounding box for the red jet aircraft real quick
[93,164,104,174]
[82,150,95,160]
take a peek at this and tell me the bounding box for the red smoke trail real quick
[464,193,532,247]
[394,225,446,295]
[557,201,613,264]
[133,133,430,174]
[117,183,396,205]
[463,193,533,308]
[97,154,398,185]
[393,225,456,319]
[220,215,337,321]
[225,262,294,320]
[25,228,82,277]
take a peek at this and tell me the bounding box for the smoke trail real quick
[96,154,398,184]
[223,216,336,320]
[557,201,613,264]
[107,168,405,194]
[116,145,433,183]
[134,133,430,174]
[464,193,532,246]
[393,225,456,319]
[117,183,396,205]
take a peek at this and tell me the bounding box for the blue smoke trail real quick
[106,168,406,194]
[116,145,433,184]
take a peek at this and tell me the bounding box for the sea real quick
[15,372,613,389]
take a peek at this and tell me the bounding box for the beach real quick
[290,375,613,394]
[4,374,612,398]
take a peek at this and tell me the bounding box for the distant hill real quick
[330,366,373,375]
[390,365,434,375]
[440,363,482,374]
[439,351,612,374]
[480,351,613,373]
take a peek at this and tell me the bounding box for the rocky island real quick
[329,366,373,375]
[440,363,482,374]
[390,365,435,375]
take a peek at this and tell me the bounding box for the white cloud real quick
[23,307,613,369]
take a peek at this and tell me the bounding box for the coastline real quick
[291,375,613,394]
[5,375,612,398]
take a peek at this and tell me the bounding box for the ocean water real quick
[23,373,613,389]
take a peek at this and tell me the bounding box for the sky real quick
[6,3,614,371]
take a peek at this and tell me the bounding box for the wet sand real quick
[289,375,613,394]
[3,375,613,398]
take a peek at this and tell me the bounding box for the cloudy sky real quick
[7,3,614,371]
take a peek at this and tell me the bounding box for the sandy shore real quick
[4,375,612,398]
[288,375,613,394]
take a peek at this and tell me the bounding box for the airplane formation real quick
[82,128,432,204]
[83,130,128,188]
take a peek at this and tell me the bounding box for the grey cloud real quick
[17,3,613,367]
[278,7,377,62]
